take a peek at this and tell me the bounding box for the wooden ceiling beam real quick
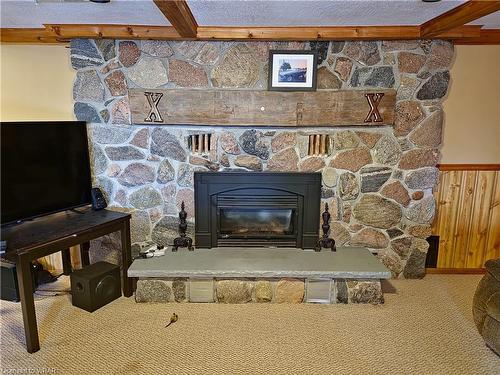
[45,24,181,40]
[434,25,482,39]
[421,0,500,38]
[453,29,500,44]
[0,28,60,43]
[153,0,197,38]
[196,25,481,41]
[197,26,423,40]
[0,24,181,43]
[0,24,488,44]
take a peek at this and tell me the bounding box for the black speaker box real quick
[1,260,20,301]
[70,261,121,312]
[0,259,37,302]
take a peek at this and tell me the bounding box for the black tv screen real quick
[1,121,92,225]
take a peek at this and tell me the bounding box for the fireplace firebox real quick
[194,172,321,249]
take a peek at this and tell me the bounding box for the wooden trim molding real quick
[0,28,59,43]
[197,26,420,40]
[437,164,500,171]
[421,0,500,38]
[426,268,486,275]
[453,29,500,45]
[153,0,198,38]
[0,24,486,44]
[0,0,498,44]
[0,25,181,43]
[435,25,481,39]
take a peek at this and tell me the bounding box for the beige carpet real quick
[0,275,498,375]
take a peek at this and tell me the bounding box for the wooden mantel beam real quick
[153,0,198,38]
[420,0,500,38]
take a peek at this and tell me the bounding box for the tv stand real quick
[1,208,132,353]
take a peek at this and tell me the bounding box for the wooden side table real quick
[1,207,132,353]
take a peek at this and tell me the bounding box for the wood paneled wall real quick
[432,166,500,269]
[38,246,81,273]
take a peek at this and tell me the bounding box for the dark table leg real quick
[16,255,40,353]
[120,220,133,297]
[132,277,138,293]
[61,248,72,275]
[80,242,90,267]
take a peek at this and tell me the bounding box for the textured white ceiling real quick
[0,0,171,28]
[1,0,498,30]
[468,11,500,29]
[187,0,467,27]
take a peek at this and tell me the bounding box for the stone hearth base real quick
[128,247,390,305]
[134,277,385,304]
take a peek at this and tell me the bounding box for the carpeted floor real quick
[0,275,498,375]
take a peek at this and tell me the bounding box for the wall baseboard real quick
[426,268,486,274]
[437,164,500,171]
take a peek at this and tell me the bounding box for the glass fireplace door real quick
[216,195,300,247]
[219,208,295,237]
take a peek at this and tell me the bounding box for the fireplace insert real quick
[194,172,321,249]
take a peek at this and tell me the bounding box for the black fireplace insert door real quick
[194,172,321,249]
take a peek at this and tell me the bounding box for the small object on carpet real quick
[165,312,178,328]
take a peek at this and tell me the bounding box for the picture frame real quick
[267,50,318,91]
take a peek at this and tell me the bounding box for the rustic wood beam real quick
[0,24,487,43]
[197,26,422,40]
[129,89,396,127]
[153,0,197,38]
[420,0,500,38]
[435,25,482,39]
[0,24,181,43]
[453,29,500,44]
[45,24,181,40]
[0,28,60,43]
[197,25,480,40]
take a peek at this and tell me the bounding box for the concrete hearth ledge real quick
[128,247,391,279]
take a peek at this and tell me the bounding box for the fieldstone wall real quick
[70,39,454,279]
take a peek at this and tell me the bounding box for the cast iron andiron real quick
[316,202,336,252]
[173,201,194,252]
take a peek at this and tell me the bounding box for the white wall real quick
[1,44,75,121]
[441,45,500,164]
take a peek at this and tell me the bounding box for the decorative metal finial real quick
[316,202,336,252]
[172,201,194,252]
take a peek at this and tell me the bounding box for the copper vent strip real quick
[308,134,329,156]
[189,134,213,155]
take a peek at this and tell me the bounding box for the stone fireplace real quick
[194,171,321,249]
[71,38,453,279]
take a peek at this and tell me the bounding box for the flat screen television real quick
[1,121,92,225]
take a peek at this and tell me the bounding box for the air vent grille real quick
[188,134,213,155]
[308,134,329,156]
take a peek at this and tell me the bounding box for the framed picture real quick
[268,50,318,91]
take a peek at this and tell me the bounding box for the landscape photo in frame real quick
[268,50,318,91]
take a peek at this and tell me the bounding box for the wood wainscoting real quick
[38,246,81,274]
[432,164,500,270]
